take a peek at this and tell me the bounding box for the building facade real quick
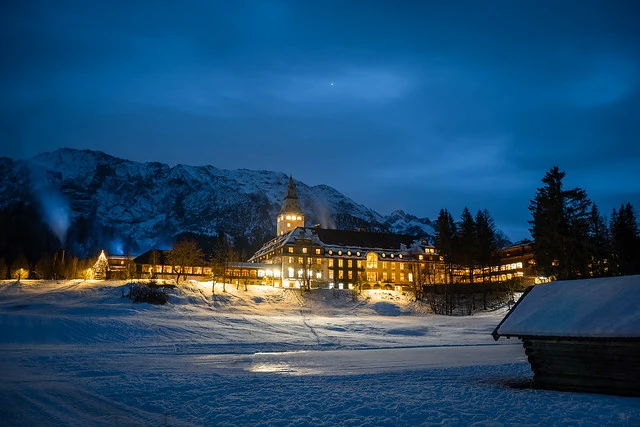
[249,178,442,290]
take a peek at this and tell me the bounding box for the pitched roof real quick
[494,275,640,339]
[134,249,172,265]
[314,228,416,250]
[279,176,303,215]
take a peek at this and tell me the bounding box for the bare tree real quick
[210,235,237,293]
[167,240,205,283]
[149,250,161,279]
[407,260,429,301]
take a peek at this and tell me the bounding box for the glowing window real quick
[302,247,308,254]
[347,251,351,256]
[382,262,387,269]
[288,267,294,277]
[348,260,353,268]
[328,250,333,255]
[390,254,394,259]
[391,272,395,281]
[381,253,386,258]
[356,252,361,257]
[298,257,303,264]
[329,271,334,279]
[399,263,404,270]
[297,216,302,220]
[348,271,353,280]
[288,247,294,253]
[366,253,378,269]
[382,272,388,281]
[315,249,321,255]
[338,250,342,255]
[329,259,334,267]
[338,270,344,279]
[286,215,291,220]
[338,259,344,268]
[287,223,291,227]
[419,255,424,260]
[316,272,322,279]
[357,260,363,268]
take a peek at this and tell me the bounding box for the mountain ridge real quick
[0,148,435,257]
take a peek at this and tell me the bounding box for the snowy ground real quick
[0,280,638,426]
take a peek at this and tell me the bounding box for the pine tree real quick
[457,207,476,283]
[435,209,457,284]
[475,209,499,283]
[528,166,592,280]
[610,203,640,275]
[587,204,609,277]
[564,187,592,278]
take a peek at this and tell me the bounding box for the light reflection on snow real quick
[249,362,320,376]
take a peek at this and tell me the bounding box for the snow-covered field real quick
[1,280,638,426]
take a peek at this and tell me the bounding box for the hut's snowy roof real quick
[495,275,640,338]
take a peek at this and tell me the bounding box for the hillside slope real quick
[0,148,434,257]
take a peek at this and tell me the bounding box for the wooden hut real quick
[492,275,640,396]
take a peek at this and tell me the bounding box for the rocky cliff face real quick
[0,148,434,257]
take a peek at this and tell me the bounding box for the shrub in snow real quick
[127,282,170,305]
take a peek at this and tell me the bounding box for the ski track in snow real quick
[1,280,639,426]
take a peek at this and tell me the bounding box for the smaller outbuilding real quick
[492,275,640,396]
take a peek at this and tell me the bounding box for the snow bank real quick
[2,280,638,425]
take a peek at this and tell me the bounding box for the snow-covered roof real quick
[494,275,640,339]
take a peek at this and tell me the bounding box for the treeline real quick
[529,166,640,280]
[431,207,510,284]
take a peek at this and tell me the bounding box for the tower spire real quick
[277,176,305,235]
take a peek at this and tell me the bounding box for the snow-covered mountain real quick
[0,148,434,256]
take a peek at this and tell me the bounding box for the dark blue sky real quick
[2,1,639,241]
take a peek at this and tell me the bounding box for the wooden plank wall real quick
[523,338,640,396]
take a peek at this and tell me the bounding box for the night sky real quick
[2,1,639,241]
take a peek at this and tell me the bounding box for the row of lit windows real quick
[327,249,405,259]
[491,262,524,272]
[287,247,322,255]
[257,269,281,278]
[286,267,322,279]
[149,265,213,275]
[278,215,303,221]
[287,257,323,265]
